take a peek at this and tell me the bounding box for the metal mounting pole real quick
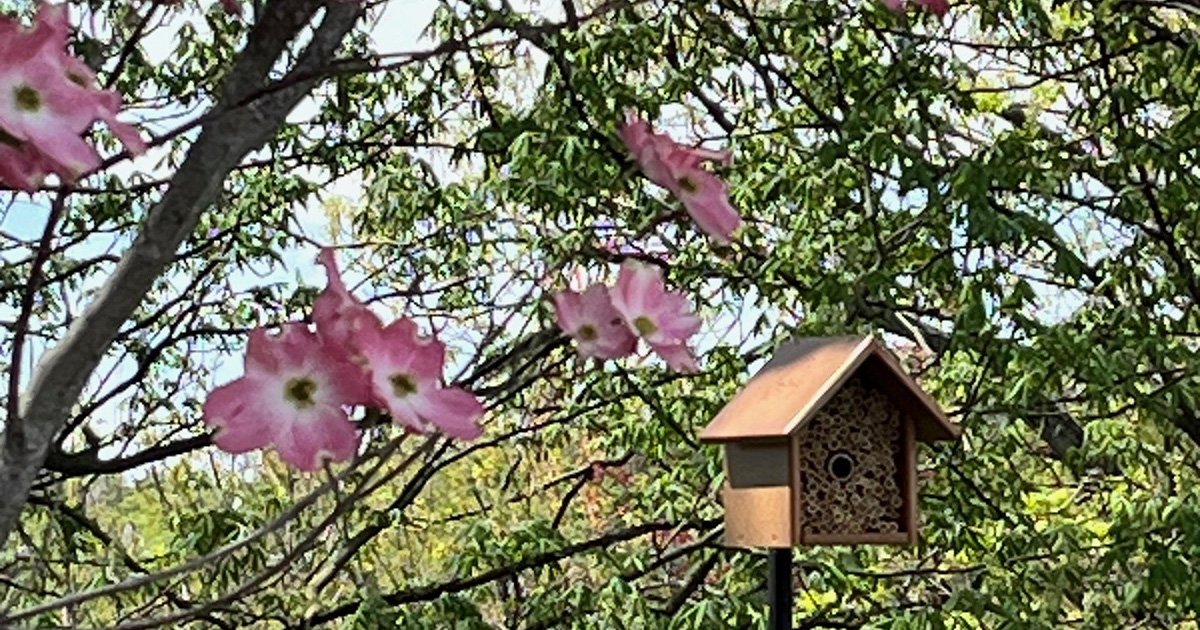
[768,547,792,630]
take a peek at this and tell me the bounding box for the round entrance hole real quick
[826,451,856,480]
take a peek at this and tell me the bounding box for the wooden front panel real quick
[722,485,793,548]
[724,441,790,488]
[796,377,907,544]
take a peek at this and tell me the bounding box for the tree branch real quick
[0,0,365,548]
[6,193,68,452]
[297,518,721,628]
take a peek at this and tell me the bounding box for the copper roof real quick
[699,336,960,443]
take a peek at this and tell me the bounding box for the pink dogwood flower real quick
[203,324,362,471]
[609,261,702,373]
[618,112,741,243]
[554,284,637,360]
[360,318,485,440]
[0,61,102,175]
[649,342,700,374]
[0,3,146,189]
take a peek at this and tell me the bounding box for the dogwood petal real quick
[553,289,585,333]
[554,284,637,360]
[313,247,383,366]
[204,378,277,454]
[361,317,446,380]
[610,261,703,373]
[651,342,700,374]
[610,261,667,320]
[272,404,360,471]
[407,387,485,440]
[674,169,741,243]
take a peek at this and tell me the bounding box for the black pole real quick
[768,547,792,630]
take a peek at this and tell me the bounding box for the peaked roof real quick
[699,335,960,443]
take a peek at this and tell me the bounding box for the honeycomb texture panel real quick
[797,377,903,535]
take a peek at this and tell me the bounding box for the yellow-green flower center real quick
[578,324,598,341]
[390,373,418,398]
[633,316,657,337]
[285,377,317,409]
[677,175,698,193]
[14,85,40,112]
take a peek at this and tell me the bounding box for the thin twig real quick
[6,192,68,449]
[4,450,370,624]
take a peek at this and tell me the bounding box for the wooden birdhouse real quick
[699,336,960,548]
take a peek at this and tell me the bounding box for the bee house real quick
[699,336,960,547]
